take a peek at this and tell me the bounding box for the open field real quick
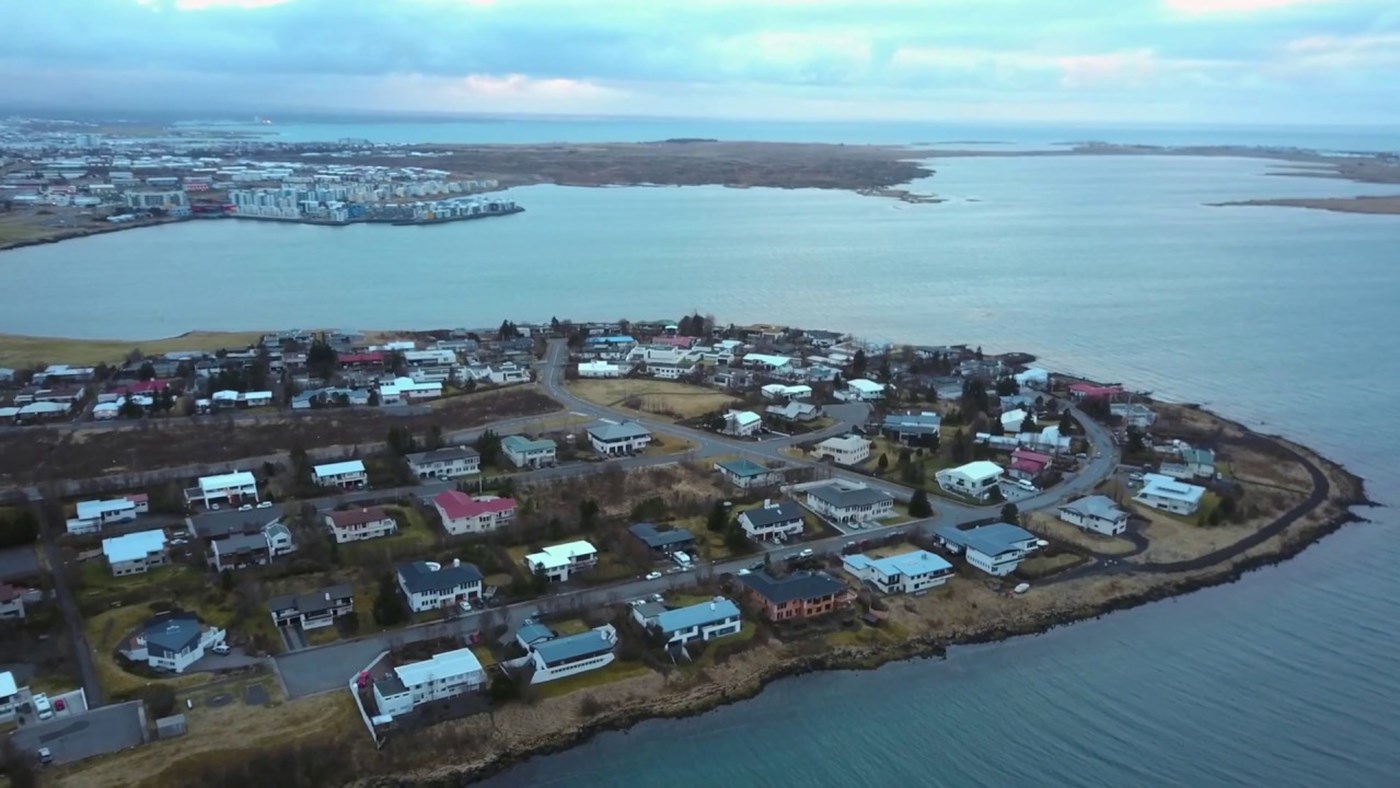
[567,379,738,420]
[0,330,268,368]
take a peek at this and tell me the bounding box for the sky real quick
[2,0,1398,125]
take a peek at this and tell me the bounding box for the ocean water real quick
[5,143,1400,786]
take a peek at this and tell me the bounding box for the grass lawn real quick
[535,660,653,700]
[1016,552,1084,579]
[471,645,496,668]
[824,620,910,648]
[83,605,213,697]
[865,542,918,559]
[338,508,438,562]
[0,330,266,368]
[566,379,738,421]
[304,625,342,647]
[680,623,757,673]
[642,435,697,457]
[550,618,591,635]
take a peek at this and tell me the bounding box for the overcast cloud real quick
[2,0,1397,123]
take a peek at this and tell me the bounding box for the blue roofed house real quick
[933,523,1042,577]
[120,612,226,674]
[715,458,784,489]
[631,596,742,647]
[523,624,619,683]
[842,549,954,595]
[587,422,652,456]
[1133,473,1207,516]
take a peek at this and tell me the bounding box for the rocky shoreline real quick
[368,426,1371,787]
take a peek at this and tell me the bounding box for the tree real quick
[706,500,729,533]
[995,377,1019,396]
[578,499,600,531]
[372,572,406,627]
[475,429,502,467]
[961,378,989,416]
[724,523,749,552]
[876,454,889,473]
[1126,427,1146,456]
[1058,410,1074,434]
[951,429,968,463]
[137,361,156,381]
[1020,414,1036,434]
[851,349,868,378]
[989,417,1004,437]
[425,425,445,451]
[677,315,694,336]
[307,337,338,380]
[1001,503,1019,524]
[909,489,933,518]
[699,410,726,433]
[118,395,144,420]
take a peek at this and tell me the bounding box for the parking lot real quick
[10,701,147,766]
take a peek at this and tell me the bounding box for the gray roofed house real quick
[739,500,804,529]
[628,522,698,554]
[531,629,615,667]
[715,458,784,489]
[211,532,271,571]
[397,560,483,594]
[514,622,558,649]
[587,421,653,457]
[738,570,847,605]
[806,485,893,509]
[803,484,896,524]
[932,522,1040,576]
[143,613,203,657]
[765,400,821,422]
[737,500,806,540]
[405,447,479,465]
[880,411,942,442]
[588,422,651,441]
[189,509,278,540]
[268,584,354,628]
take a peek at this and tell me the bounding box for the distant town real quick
[0,314,1361,784]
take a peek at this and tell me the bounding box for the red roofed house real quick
[652,336,695,349]
[1068,383,1123,402]
[432,491,516,536]
[1008,449,1054,482]
[126,379,172,394]
[339,352,386,369]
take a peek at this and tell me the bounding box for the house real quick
[1001,408,1035,434]
[935,461,1005,500]
[633,597,742,647]
[500,435,557,469]
[268,584,354,630]
[738,500,806,541]
[379,377,442,404]
[432,491,516,535]
[396,559,483,613]
[840,378,886,402]
[120,612,226,674]
[804,483,896,524]
[525,625,618,683]
[578,360,626,378]
[760,383,813,401]
[488,363,530,385]
[933,523,1040,576]
[742,353,795,374]
[311,460,367,489]
[1058,495,1129,536]
[627,523,697,556]
[188,509,279,541]
[1068,383,1123,401]
[0,584,36,619]
[842,549,954,595]
[811,434,871,465]
[999,394,1037,412]
[1007,448,1053,482]
[1181,447,1217,479]
[185,470,259,509]
[1133,473,1206,516]
[1110,402,1157,428]
[714,458,784,489]
[405,447,481,480]
[765,400,822,423]
[374,647,487,718]
[102,530,169,576]
[523,540,599,582]
[587,422,652,456]
[738,570,849,622]
[1014,367,1050,390]
[324,507,399,543]
[211,532,272,571]
[722,410,763,437]
[880,411,942,445]
[66,496,144,535]
[0,671,22,722]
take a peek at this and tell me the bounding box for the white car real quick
[212,643,231,655]
[737,568,752,576]
[797,548,814,558]
[256,501,273,509]
[1035,539,1050,548]
[238,504,253,512]
[644,571,663,581]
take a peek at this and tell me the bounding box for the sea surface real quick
[5,126,1400,786]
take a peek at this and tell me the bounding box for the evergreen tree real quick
[372,572,406,626]
[909,489,933,518]
[1001,503,1019,524]
[851,349,868,378]
[706,500,729,533]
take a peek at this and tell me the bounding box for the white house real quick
[0,670,23,723]
[379,377,442,404]
[1001,408,1034,433]
[312,459,367,488]
[268,584,354,630]
[523,540,598,582]
[374,647,487,718]
[934,523,1041,576]
[102,529,169,576]
[761,383,813,401]
[766,400,822,423]
[715,459,784,489]
[185,470,259,509]
[587,422,652,456]
[804,483,895,524]
[396,559,484,613]
[743,354,795,374]
[633,597,742,647]
[811,435,871,465]
[935,461,1005,501]
[722,410,763,437]
[432,491,516,535]
[738,499,806,541]
[1133,474,1206,516]
[841,378,886,402]
[501,435,557,469]
[488,363,530,385]
[1110,402,1157,428]
[1014,367,1050,390]
[405,447,481,480]
[578,360,626,378]
[66,495,145,535]
[526,625,618,684]
[120,613,226,674]
[842,550,954,595]
[324,506,399,543]
[1059,495,1130,536]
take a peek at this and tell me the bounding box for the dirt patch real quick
[522,462,724,521]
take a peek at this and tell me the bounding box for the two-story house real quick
[933,523,1042,576]
[803,484,895,525]
[324,507,399,543]
[268,584,354,630]
[587,422,652,457]
[396,559,483,613]
[811,435,871,465]
[311,460,368,489]
[404,447,481,480]
[101,530,169,577]
[738,570,850,623]
[842,549,954,595]
[500,435,558,469]
[523,541,598,582]
[432,491,516,535]
[373,647,487,719]
[737,500,806,541]
[1058,495,1129,536]
[120,612,226,674]
[632,597,742,647]
[935,461,1005,501]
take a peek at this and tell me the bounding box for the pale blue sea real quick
[5,120,1400,786]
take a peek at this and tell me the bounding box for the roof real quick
[944,460,1004,483]
[1138,474,1206,504]
[312,460,365,478]
[214,532,269,555]
[588,422,652,441]
[531,629,615,664]
[394,647,483,688]
[727,410,762,427]
[143,613,203,655]
[844,549,952,578]
[1060,495,1127,521]
[805,485,893,509]
[882,411,941,431]
[397,560,483,594]
[76,498,136,520]
[740,500,805,528]
[525,541,597,570]
[433,490,516,520]
[941,523,1037,557]
[744,353,793,367]
[716,458,774,478]
[0,670,15,698]
[847,378,885,393]
[198,471,255,491]
[1182,448,1215,466]
[628,523,696,549]
[102,529,167,564]
[515,622,557,646]
[405,446,480,465]
[815,435,870,452]
[739,570,846,604]
[268,584,353,617]
[653,598,740,634]
[501,435,556,452]
[326,507,393,529]
[190,509,276,539]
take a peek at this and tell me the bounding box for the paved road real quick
[36,503,104,707]
[10,701,145,765]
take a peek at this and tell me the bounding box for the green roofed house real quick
[501,435,557,469]
[715,458,784,489]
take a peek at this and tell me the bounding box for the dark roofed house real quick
[188,509,277,541]
[880,411,942,445]
[628,523,698,556]
[268,584,354,630]
[714,458,784,489]
[122,611,226,674]
[210,532,271,571]
[738,570,850,622]
[803,484,896,525]
[737,500,806,541]
[396,559,483,613]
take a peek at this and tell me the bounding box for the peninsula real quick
[0,319,1367,788]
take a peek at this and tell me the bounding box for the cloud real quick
[1163,0,1339,15]
[1282,32,1400,68]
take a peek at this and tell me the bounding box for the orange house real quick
[739,570,851,622]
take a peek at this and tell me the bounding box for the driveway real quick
[10,701,146,766]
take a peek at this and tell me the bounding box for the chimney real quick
[324,591,331,602]
[709,601,716,610]
[453,558,460,568]
[763,498,771,509]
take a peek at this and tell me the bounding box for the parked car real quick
[644,571,662,581]
[238,504,253,512]
[37,747,52,765]
[797,548,815,558]
[211,643,231,655]
[737,568,752,576]
[54,698,66,712]
[256,501,273,509]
